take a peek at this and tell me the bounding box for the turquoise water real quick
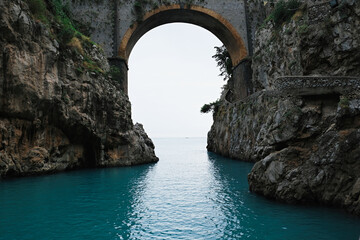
[0,138,359,240]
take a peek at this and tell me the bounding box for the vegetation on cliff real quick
[263,0,301,27]
[28,0,75,44]
[208,0,360,215]
[200,45,231,114]
[212,45,233,82]
[200,100,221,114]
[26,0,111,76]
[0,0,158,178]
[253,0,360,91]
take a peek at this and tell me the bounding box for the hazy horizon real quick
[128,23,225,138]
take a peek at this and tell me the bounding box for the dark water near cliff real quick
[0,138,359,240]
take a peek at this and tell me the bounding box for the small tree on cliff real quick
[212,45,233,82]
[200,100,221,114]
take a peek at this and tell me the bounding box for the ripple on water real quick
[0,138,359,240]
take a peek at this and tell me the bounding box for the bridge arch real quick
[118,4,248,67]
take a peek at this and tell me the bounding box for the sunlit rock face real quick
[0,0,158,178]
[208,0,360,215]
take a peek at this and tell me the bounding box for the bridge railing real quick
[272,76,360,96]
[222,76,360,105]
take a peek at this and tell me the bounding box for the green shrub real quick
[108,66,123,82]
[266,0,301,27]
[83,55,103,74]
[27,0,77,44]
[48,0,82,45]
[133,0,148,22]
[272,0,287,25]
[298,24,308,34]
[212,45,233,81]
[201,100,221,114]
[287,0,301,11]
[201,104,212,114]
[28,0,103,74]
[339,97,350,108]
[28,0,48,23]
[58,24,75,44]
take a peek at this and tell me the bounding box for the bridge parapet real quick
[273,76,360,95]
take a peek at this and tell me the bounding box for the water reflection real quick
[207,151,360,240]
[0,165,155,240]
[107,165,156,239]
[113,138,360,240]
[116,138,255,239]
[123,138,223,239]
[1,138,359,240]
[207,152,254,239]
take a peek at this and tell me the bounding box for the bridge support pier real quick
[232,59,253,100]
[108,57,129,94]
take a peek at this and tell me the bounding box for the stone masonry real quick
[63,0,250,60]
[62,0,255,100]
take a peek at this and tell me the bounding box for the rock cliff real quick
[208,90,360,214]
[208,0,360,214]
[0,0,158,178]
[252,0,360,91]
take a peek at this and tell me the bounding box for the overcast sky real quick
[128,23,224,138]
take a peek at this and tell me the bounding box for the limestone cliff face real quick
[208,0,360,214]
[208,91,302,162]
[0,0,158,178]
[252,0,360,91]
[208,91,360,214]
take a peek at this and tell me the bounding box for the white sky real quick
[128,23,224,138]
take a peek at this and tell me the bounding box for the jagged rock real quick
[208,1,360,215]
[0,0,158,178]
[208,91,304,161]
[252,1,360,91]
[208,90,360,214]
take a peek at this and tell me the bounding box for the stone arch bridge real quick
[65,0,257,99]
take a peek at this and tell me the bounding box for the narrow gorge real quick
[1,0,359,218]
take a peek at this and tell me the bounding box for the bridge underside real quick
[63,0,253,100]
[113,4,252,100]
[118,5,248,67]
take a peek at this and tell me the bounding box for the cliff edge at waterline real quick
[0,0,158,178]
[208,0,360,215]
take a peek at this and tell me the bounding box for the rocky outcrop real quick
[247,92,360,215]
[0,0,158,178]
[252,0,360,91]
[208,0,360,215]
[208,91,302,162]
[208,90,360,214]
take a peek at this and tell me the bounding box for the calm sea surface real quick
[0,138,359,240]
